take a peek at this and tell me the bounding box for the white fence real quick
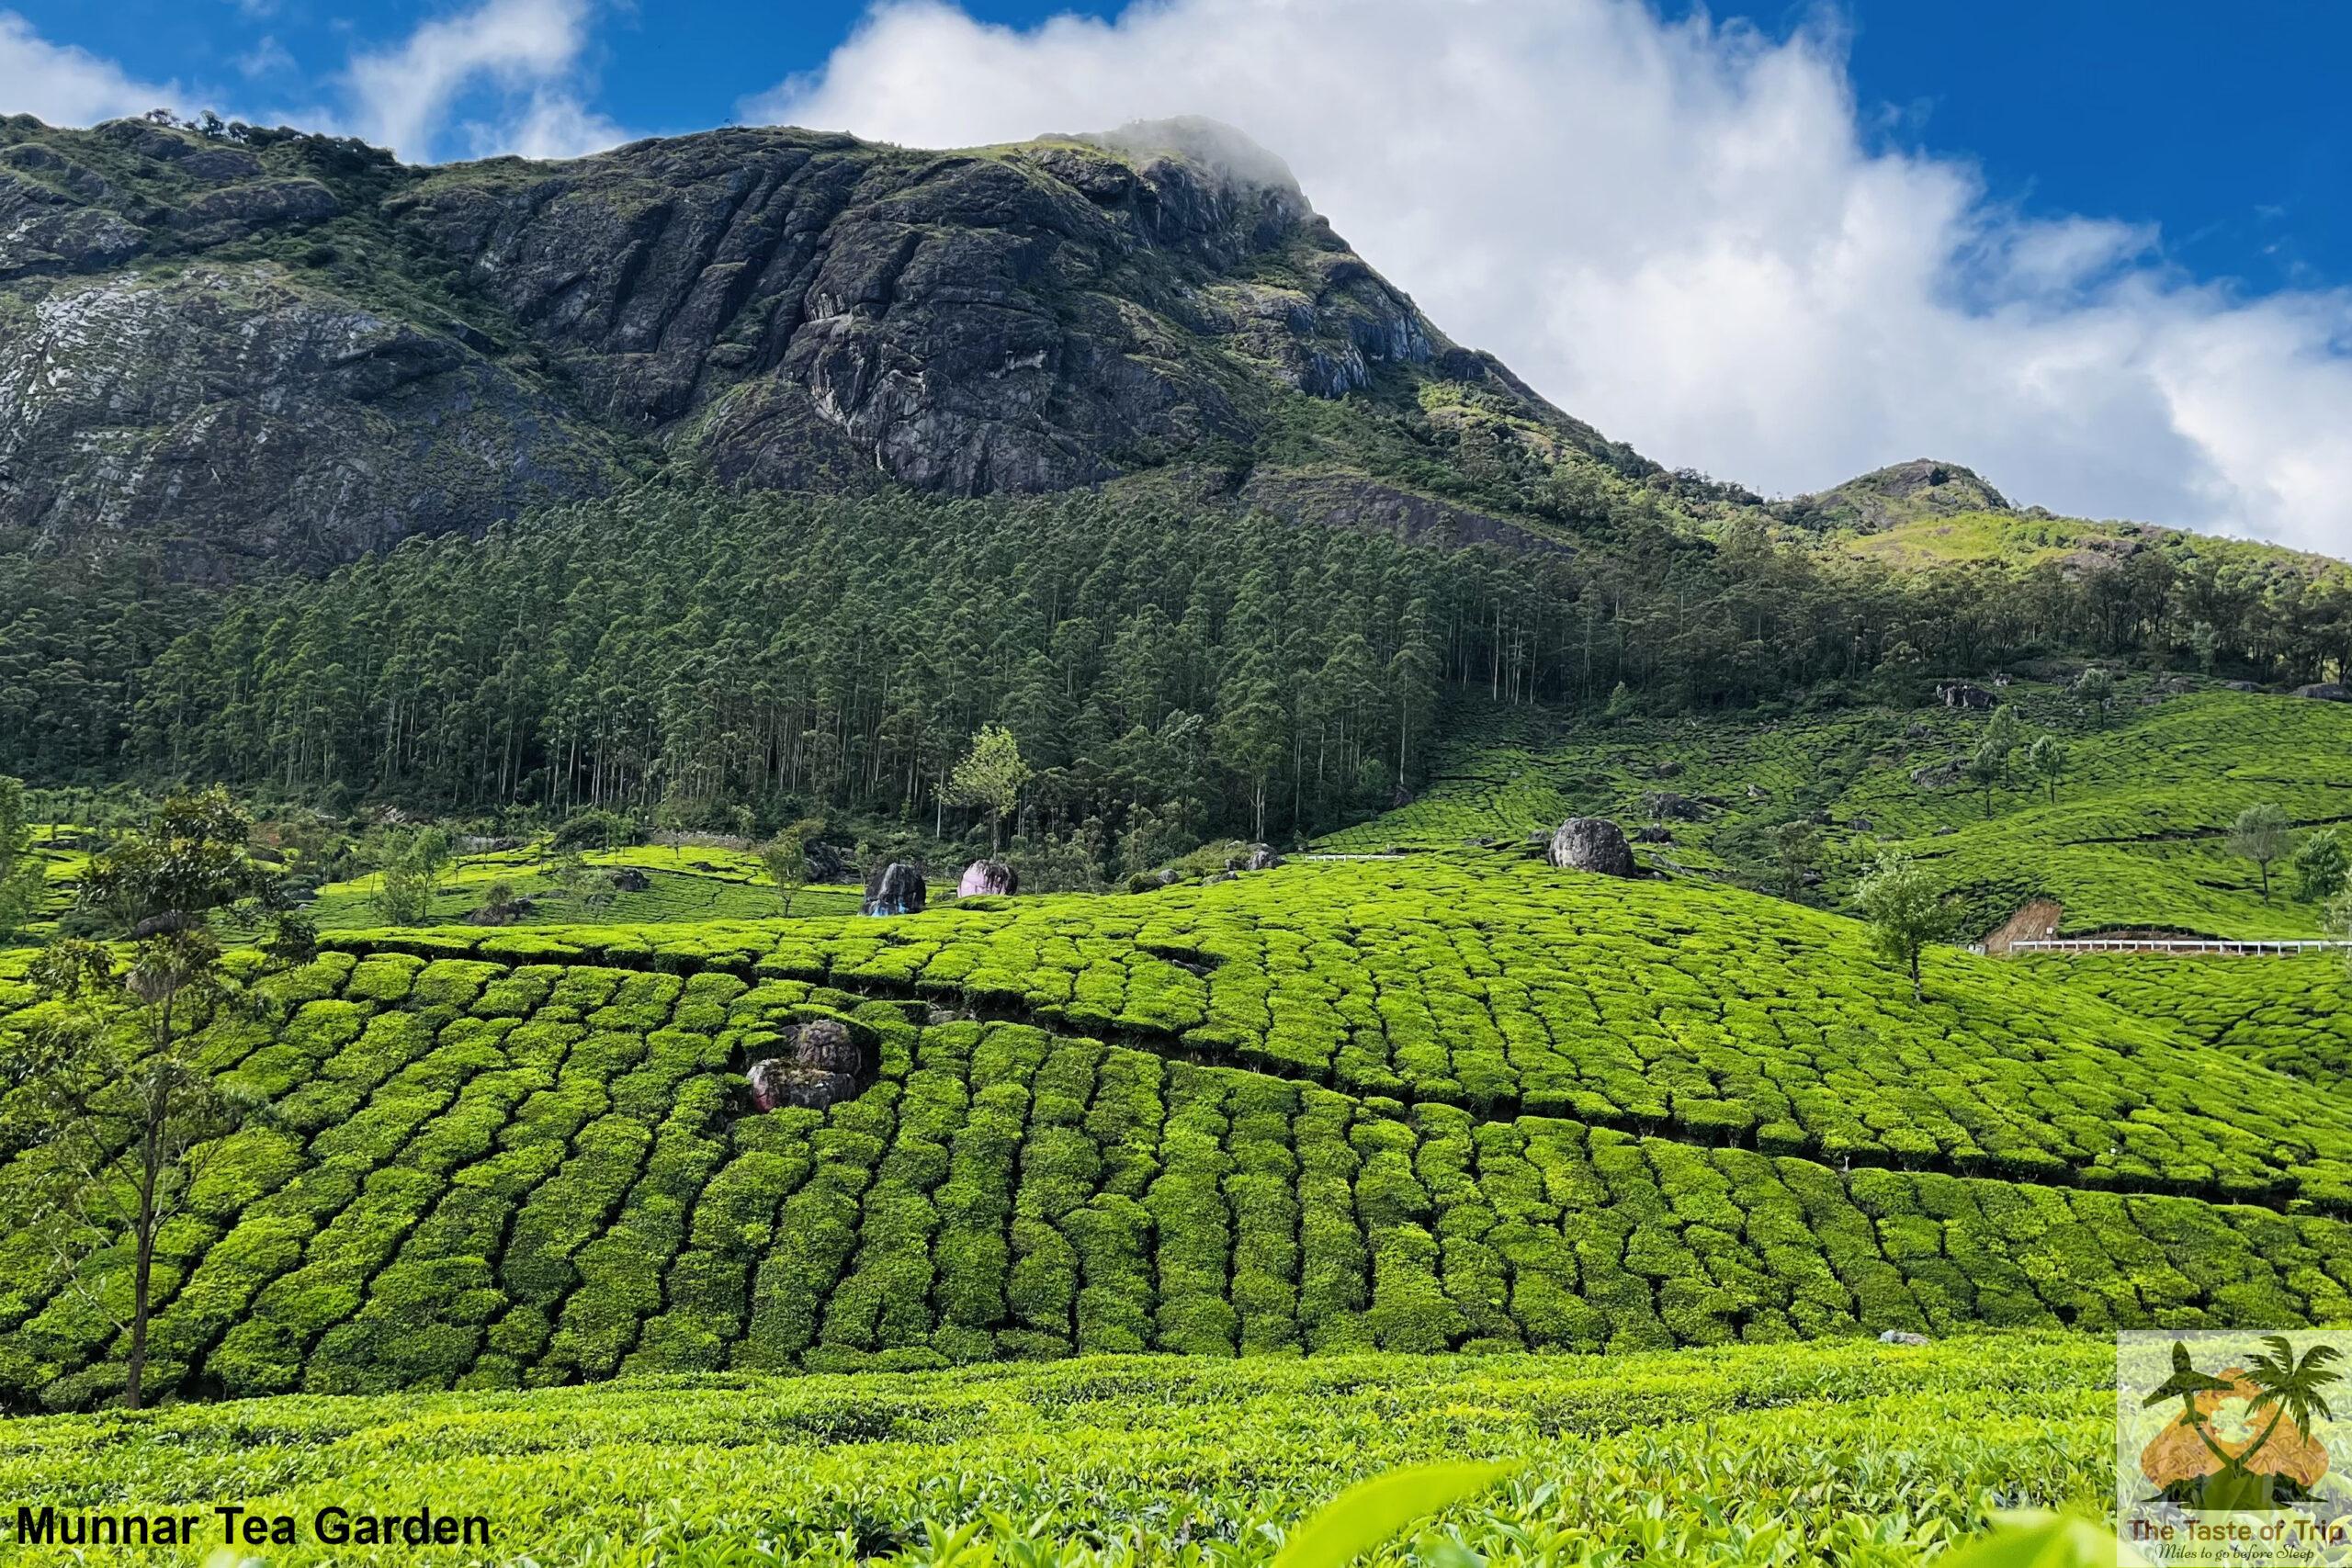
[2004,938,2352,956]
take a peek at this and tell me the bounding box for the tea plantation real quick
[302,844,870,931]
[1,1336,2112,1566]
[1320,682,2352,939]
[6,852,2352,1412]
[2018,952,2352,1082]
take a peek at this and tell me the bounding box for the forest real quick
[7,476,2349,851]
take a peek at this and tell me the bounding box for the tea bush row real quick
[5,950,2348,1406]
[0,1335,2113,1567]
[307,857,2352,1205]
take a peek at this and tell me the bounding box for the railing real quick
[2006,938,2352,956]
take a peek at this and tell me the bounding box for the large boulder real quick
[1242,843,1284,872]
[2295,682,2352,703]
[957,859,1019,897]
[863,862,927,916]
[1934,682,1997,710]
[747,1059,859,1112]
[747,1016,872,1111]
[1546,818,1637,877]
[607,866,651,893]
[786,1018,864,1077]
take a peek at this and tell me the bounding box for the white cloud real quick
[235,34,296,81]
[0,9,184,124]
[753,0,2352,554]
[463,87,625,161]
[342,0,619,162]
[0,2,627,165]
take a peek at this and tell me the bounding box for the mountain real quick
[0,112,1679,581]
[1777,458,2011,534]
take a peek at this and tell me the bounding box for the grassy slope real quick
[1837,511,2102,569]
[0,1337,2109,1566]
[7,859,2352,1408]
[1321,681,2352,939]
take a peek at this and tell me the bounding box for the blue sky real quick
[12,0,2344,293]
[5,0,2351,550]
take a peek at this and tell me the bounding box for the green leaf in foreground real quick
[1939,1514,2143,1568]
[1271,1461,1514,1568]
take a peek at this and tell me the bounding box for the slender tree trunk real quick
[129,1148,157,1410]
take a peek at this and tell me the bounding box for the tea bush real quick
[0,1336,2114,1567]
[298,856,2352,1204]
[6,912,2352,1406]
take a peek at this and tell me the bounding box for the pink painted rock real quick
[957,859,1018,897]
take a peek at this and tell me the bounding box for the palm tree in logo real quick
[2240,1335,2344,1472]
[2144,1340,2241,1471]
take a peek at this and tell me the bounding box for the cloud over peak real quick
[757,0,2352,554]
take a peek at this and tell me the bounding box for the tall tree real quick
[2229,804,2293,903]
[1853,851,1958,1003]
[2293,829,2349,904]
[0,773,45,941]
[22,795,301,1409]
[760,817,827,917]
[2027,734,2068,805]
[77,786,277,937]
[1771,820,1819,898]
[1213,664,1286,841]
[947,726,1031,853]
[1981,705,2023,784]
[1964,739,2006,819]
[2073,667,2116,726]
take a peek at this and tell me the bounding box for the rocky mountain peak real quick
[0,113,1585,578]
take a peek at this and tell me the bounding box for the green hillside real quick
[2018,953,2352,1081]
[4,100,2349,1568]
[8,853,2352,1411]
[1323,680,2352,939]
[2,1336,2110,1567]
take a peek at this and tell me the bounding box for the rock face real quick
[747,1017,871,1112]
[1546,818,1636,877]
[0,263,616,580]
[2,114,1631,579]
[956,859,1019,897]
[863,862,926,917]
